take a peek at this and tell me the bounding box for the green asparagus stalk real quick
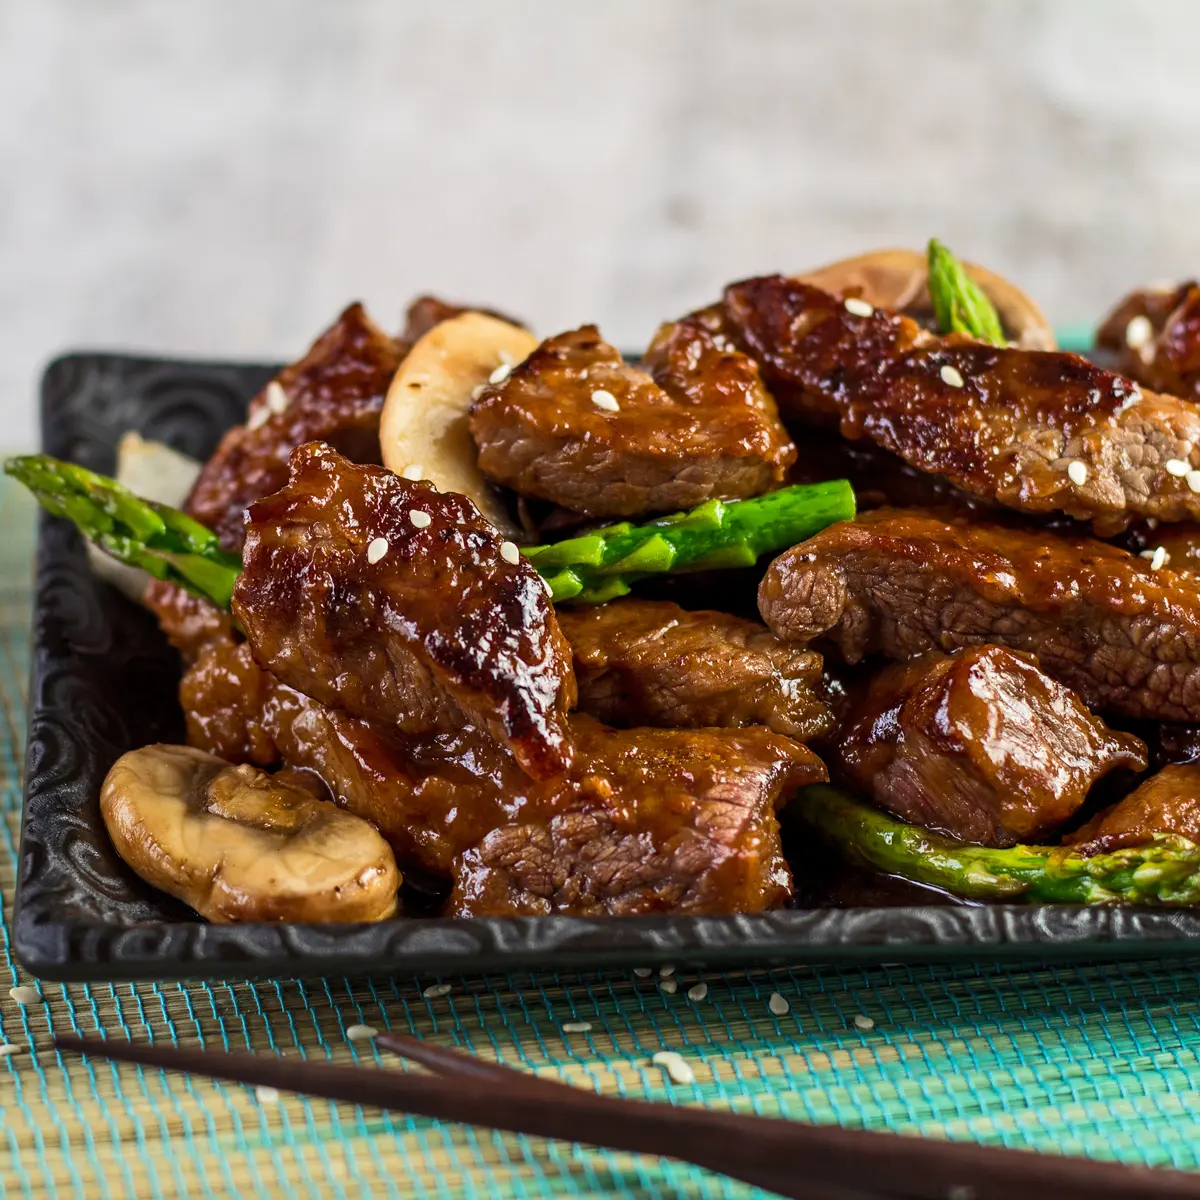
[797,784,1200,906]
[927,238,1007,347]
[524,479,856,603]
[5,454,241,608]
[5,455,856,609]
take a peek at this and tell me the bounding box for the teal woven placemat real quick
[4,479,1200,1197]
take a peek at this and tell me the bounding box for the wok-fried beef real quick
[186,302,404,553]
[1097,282,1200,401]
[1065,764,1200,853]
[831,647,1147,846]
[233,442,576,780]
[722,275,1200,534]
[759,507,1200,723]
[448,716,824,917]
[469,321,794,518]
[558,599,831,738]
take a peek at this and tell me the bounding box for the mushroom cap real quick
[796,248,1056,351]
[101,744,400,923]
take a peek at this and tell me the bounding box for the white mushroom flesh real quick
[101,744,400,923]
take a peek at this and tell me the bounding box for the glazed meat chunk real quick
[759,508,1200,724]
[186,302,404,553]
[449,716,825,917]
[469,320,795,518]
[232,442,576,780]
[1065,764,1200,853]
[558,599,831,738]
[1097,282,1200,401]
[831,647,1147,846]
[722,275,1200,534]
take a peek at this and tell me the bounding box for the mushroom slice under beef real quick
[557,598,831,739]
[1096,281,1200,401]
[759,507,1200,724]
[830,647,1147,847]
[721,274,1200,535]
[232,441,576,781]
[468,321,795,519]
[1064,763,1200,854]
[101,744,399,923]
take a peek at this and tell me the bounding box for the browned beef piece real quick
[1096,282,1200,401]
[447,715,824,917]
[186,303,404,553]
[469,321,795,519]
[182,653,822,914]
[557,599,831,739]
[401,294,524,343]
[232,441,576,780]
[759,507,1200,724]
[1064,764,1200,852]
[722,275,1200,535]
[831,647,1147,846]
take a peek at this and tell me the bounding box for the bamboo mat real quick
[5,479,1200,1198]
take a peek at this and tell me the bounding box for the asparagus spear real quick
[5,454,855,608]
[927,238,1007,347]
[797,785,1200,906]
[525,479,856,603]
[6,454,242,608]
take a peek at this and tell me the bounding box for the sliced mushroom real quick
[796,247,1056,351]
[101,744,400,923]
[380,311,537,535]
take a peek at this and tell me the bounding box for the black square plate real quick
[16,352,1200,981]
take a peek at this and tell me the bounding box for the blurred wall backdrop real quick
[2,0,1199,451]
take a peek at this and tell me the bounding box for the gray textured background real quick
[3,0,1199,451]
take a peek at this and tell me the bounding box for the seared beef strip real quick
[831,647,1147,846]
[1096,282,1200,401]
[722,275,1200,535]
[1065,764,1200,853]
[187,302,404,554]
[233,442,576,780]
[448,715,823,917]
[759,507,1200,723]
[558,599,831,738]
[180,648,821,914]
[469,321,795,519]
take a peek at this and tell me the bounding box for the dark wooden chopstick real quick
[54,1034,1200,1200]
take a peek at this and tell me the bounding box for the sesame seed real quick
[423,983,452,999]
[0,1044,22,1058]
[659,964,676,977]
[1167,459,1190,477]
[940,365,965,388]
[633,967,653,978]
[560,1021,592,1033]
[687,982,708,1002]
[8,986,40,1005]
[500,541,520,565]
[1188,471,1200,494]
[651,1050,682,1064]
[366,537,389,564]
[853,1013,876,1031]
[659,978,678,995]
[1151,546,1169,571]
[265,381,290,414]
[471,383,488,401]
[844,297,874,318]
[409,510,432,529]
[246,404,271,430]
[401,464,424,481]
[489,363,512,385]
[498,350,516,367]
[255,1086,280,1105]
[664,1057,695,1085]
[767,992,789,1016]
[591,389,620,412]
[1067,460,1089,486]
[346,1024,377,1041]
[1125,315,1154,350]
